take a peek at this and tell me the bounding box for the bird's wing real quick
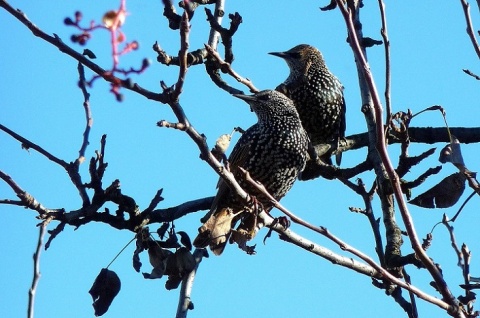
[211,130,253,209]
[340,95,346,139]
[335,94,347,166]
[193,128,254,255]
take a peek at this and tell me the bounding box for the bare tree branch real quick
[335,1,463,316]
[176,249,205,318]
[240,168,454,312]
[28,219,50,318]
[377,0,392,118]
[206,0,224,49]
[76,62,93,164]
[204,43,259,93]
[459,0,480,60]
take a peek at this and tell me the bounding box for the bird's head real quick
[233,90,299,121]
[269,44,324,76]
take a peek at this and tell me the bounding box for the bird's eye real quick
[288,52,301,59]
[257,94,270,101]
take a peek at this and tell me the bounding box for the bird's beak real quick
[232,93,257,102]
[233,94,256,112]
[268,51,288,59]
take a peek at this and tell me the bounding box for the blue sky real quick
[1,1,480,317]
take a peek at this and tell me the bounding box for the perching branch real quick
[239,167,453,312]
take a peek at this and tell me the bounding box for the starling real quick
[269,44,346,165]
[193,90,309,255]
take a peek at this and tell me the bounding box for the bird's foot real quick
[230,229,257,255]
[262,216,291,245]
[274,216,291,229]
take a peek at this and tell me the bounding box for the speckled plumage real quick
[193,90,309,255]
[270,44,346,164]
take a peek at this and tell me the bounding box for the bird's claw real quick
[272,216,291,229]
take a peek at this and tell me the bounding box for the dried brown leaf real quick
[439,137,465,169]
[89,268,121,316]
[143,243,172,279]
[409,173,466,208]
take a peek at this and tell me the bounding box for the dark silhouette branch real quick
[153,42,207,67]
[0,170,64,216]
[76,62,93,163]
[204,43,259,93]
[205,8,242,64]
[173,12,190,100]
[0,124,68,168]
[343,178,385,267]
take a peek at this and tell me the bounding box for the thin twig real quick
[206,0,224,49]
[442,215,463,268]
[377,0,392,118]
[461,244,474,314]
[264,211,378,277]
[463,68,480,79]
[451,190,476,222]
[0,123,90,205]
[76,62,93,164]
[173,12,190,100]
[28,219,50,318]
[402,269,419,318]
[342,178,385,266]
[0,124,68,168]
[204,44,259,93]
[459,0,480,59]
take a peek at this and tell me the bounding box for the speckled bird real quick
[193,90,309,255]
[270,44,346,165]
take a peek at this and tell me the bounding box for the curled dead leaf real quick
[439,137,465,169]
[163,247,196,289]
[174,247,196,276]
[132,228,150,272]
[89,268,121,316]
[409,173,466,208]
[143,242,172,279]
